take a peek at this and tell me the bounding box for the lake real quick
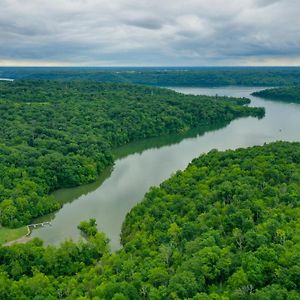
[31,86,300,250]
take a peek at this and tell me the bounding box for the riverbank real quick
[0,125,218,246]
[1,81,264,229]
[0,125,222,246]
[29,86,300,249]
[0,222,52,246]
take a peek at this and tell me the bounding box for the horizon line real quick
[1,65,300,68]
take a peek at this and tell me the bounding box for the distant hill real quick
[1,67,300,87]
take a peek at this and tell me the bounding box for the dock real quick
[26,222,52,236]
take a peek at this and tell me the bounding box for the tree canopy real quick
[0,141,299,299]
[0,80,264,227]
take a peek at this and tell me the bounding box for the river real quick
[31,86,300,250]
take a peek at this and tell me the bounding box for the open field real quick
[0,226,28,245]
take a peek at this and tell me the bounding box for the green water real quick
[32,86,300,250]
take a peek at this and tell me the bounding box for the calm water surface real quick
[32,86,300,250]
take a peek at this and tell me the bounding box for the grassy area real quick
[0,226,27,245]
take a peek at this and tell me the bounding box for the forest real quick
[252,85,300,103]
[0,80,264,228]
[1,67,300,87]
[0,141,299,299]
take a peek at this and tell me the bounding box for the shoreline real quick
[0,124,226,247]
[0,88,265,247]
[1,222,52,247]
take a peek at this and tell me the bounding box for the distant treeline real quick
[1,67,300,86]
[0,80,264,227]
[0,141,299,299]
[252,85,300,103]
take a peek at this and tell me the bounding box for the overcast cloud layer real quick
[0,0,299,66]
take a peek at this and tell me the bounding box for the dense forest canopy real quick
[252,85,300,103]
[0,142,299,299]
[0,80,264,227]
[1,67,300,86]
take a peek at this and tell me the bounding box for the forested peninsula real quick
[0,141,299,299]
[252,85,300,103]
[0,80,264,228]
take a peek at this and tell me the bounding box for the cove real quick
[31,86,300,250]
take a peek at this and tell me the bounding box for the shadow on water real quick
[33,167,114,224]
[113,121,229,159]
[252,94,300,105]
[52,166,114,206]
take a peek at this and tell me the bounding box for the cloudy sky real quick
[0,0,299,66]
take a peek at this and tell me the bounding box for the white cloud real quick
[0,0,299,66]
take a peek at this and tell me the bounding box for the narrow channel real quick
[31,86,300,250]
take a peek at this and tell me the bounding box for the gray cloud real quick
[0,0,299,66]
[124,18,163,30]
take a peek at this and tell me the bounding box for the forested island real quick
[0,141,299,299]
[1,67,300,87]
[0,80,264,230]
[252,85,300,103]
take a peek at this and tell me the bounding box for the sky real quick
[0,0,299,66]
